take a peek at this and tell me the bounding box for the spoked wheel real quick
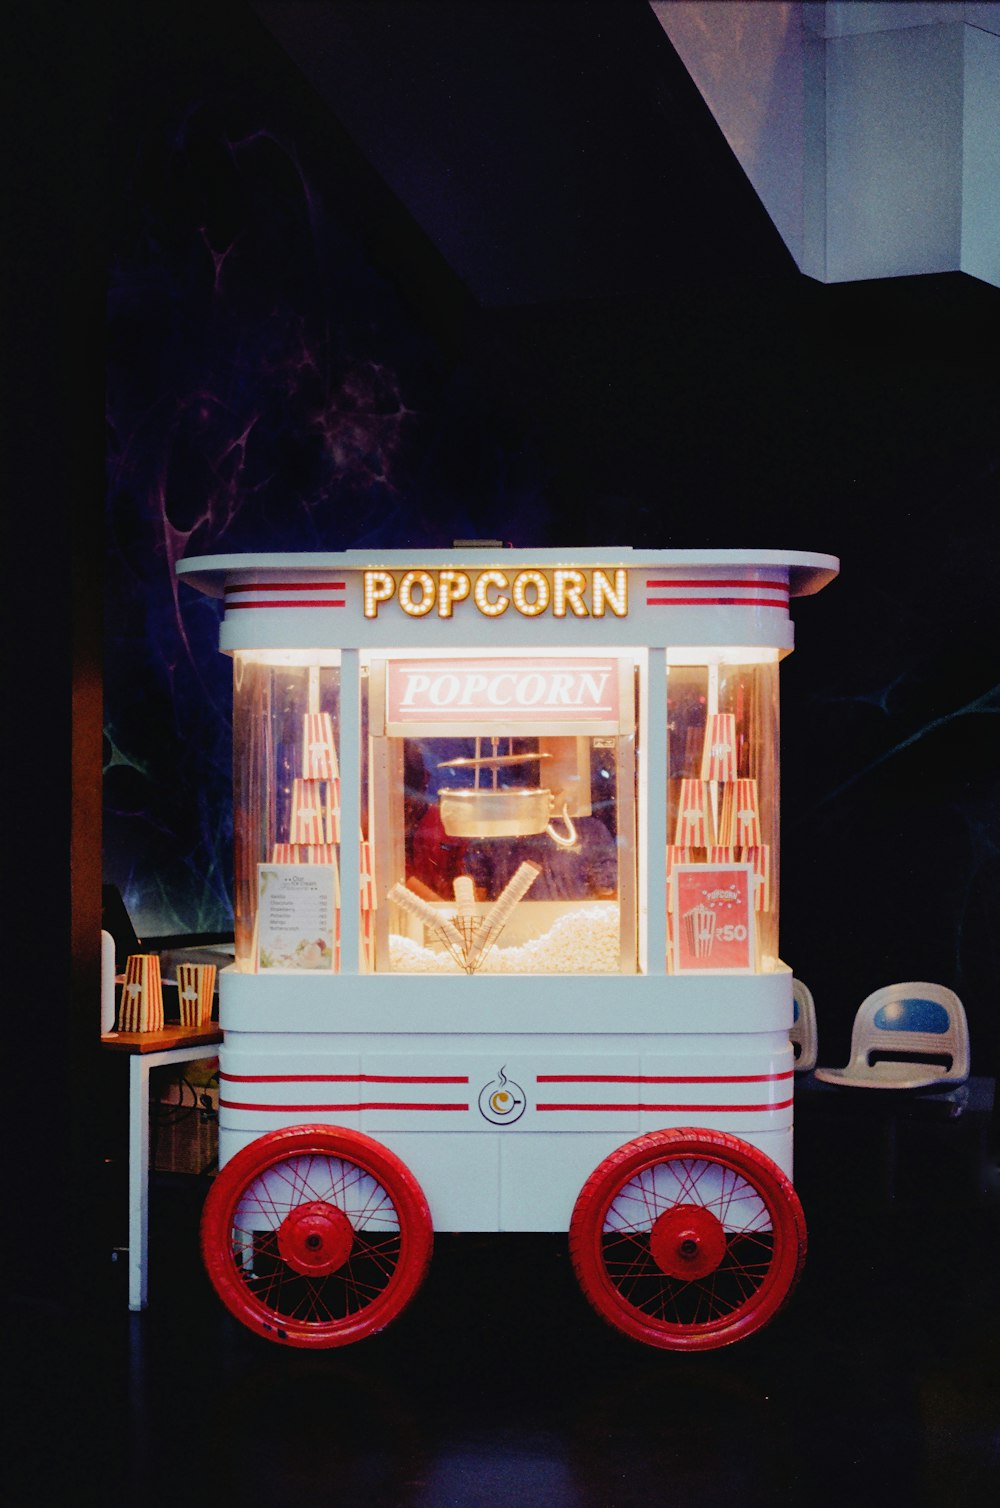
[570,1129,806,1351]
[201,1126,433,1348]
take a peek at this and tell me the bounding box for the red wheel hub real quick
[649,1203,727,1280]
[276,1201,354,1277]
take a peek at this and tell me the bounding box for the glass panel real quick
[233,654,341,973]
[666,661,779,973]
[372,655,637,975]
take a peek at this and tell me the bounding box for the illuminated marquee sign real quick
[363,566,628,620]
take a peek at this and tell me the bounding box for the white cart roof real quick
[177,548,838,598]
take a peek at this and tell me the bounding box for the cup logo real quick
[478,1066,526,1125]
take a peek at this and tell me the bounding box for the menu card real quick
[256,863,337,972]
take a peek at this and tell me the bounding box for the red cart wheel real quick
[201,1125,433,1348]
[570,1129,806,1351]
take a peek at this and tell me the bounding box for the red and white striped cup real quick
[673,779,714,846]
[119,954,164,1033]
[700,713,738,783]
[302,711,339,780]
[176,963,216,1027]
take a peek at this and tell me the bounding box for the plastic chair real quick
[814,982,969,1091]
[790,978,818,1072]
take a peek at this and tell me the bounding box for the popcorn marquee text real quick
[363,567,629,620]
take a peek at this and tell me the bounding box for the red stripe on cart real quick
[225,599,345,609]
[226,582,346,592]
[536,1072,792,1084]
[220,1099,469,1113]
[646,596,787,608]
[220,1072,469,1084]
[536,1098,795,1113]
[646,579,789,591]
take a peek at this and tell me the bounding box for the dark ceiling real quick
[243,0,997,564]
[252,0,796,307]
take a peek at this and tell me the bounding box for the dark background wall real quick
[6,2,998,1293]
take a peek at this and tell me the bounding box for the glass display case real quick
[228,643,781,979]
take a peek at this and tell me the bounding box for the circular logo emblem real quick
[478,1066,526,1125]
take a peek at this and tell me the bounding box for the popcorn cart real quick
[178,546,837,1350]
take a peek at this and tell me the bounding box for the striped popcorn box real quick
[302,712,339,780]
[744,845,771,911]
[326,776,341,844]
[119,954,164,1033]
[666,846,692,912]
[720,777,762,847]
[271,843,303,863]
[673,779,714,846]
[361,907,375,972]
[700,713,738,782]
[360,839,377,910]
[176,963,216,1026]
[708,846,735,864]
[290,779,328,844]
[272,843,338,865]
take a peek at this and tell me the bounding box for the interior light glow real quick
[237,649,342,668]
[666,646,781,666]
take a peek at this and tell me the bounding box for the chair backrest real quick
[848,982,969,1083]
[790,978,818,1072]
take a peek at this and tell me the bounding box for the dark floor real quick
[13,1081,1000,1508]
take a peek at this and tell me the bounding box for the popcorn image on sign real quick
[119,954,164,1032]
[683,903,717,959]
[176,963,216,1026]
[700,713,738,782]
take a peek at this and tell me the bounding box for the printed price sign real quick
[670,863,755,974]
[256,864,337,972]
